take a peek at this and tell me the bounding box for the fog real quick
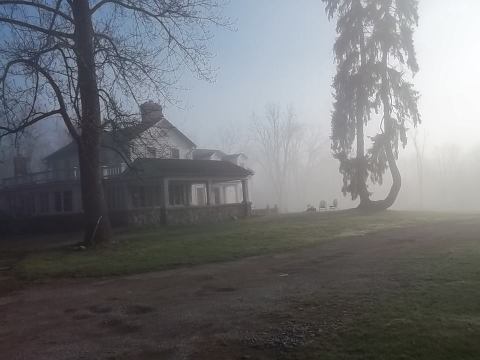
[166,0,480,213]
[2,0,479,213]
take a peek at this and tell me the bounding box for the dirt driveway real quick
[1,217,479,360]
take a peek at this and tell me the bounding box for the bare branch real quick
[0,1,73,22]
[0,109,60,138]
[0,16,74,39]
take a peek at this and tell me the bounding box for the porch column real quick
[234,182,239,203]
[206,180,212,206]
[222,185,227,205]
[241,179,249,203]
[162,178,169,208]
[186,182,192,206]
[123,182,131,210]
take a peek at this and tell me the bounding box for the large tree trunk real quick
[358,141,402,212]
[355,109,370,207]
[356,20,370,208]
[72,0,111,245]
[380,142,401,208]
[358,50,401,212]
[359,141,401,212]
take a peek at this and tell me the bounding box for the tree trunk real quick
[72,0,111,245]
[357,141,401,212]
[356,17,370,207]
[381,142,401,208]
[359,50,401,212]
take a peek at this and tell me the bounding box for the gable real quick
[130,120,196,160]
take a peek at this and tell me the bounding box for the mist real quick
[3,0,478,213]
[3,1,480,358]
[159,0,480,213]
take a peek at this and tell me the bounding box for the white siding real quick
[130,121,195,160]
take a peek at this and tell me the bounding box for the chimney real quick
[140,101,163,125]
[13,156,29,177]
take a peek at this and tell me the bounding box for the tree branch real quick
[0,109,61,138]
[0,57,79,141]
[0,16,74,39]
[0,1,73,22]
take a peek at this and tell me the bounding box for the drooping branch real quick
[0,56,79,140]
[0,109,61,138]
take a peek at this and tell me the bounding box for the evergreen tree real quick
[323,0,420,210]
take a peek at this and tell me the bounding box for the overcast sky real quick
[166,0,480,153]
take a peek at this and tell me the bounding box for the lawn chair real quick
[319,200,327,211]
[329,198,338,210]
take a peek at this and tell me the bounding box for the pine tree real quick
[323,0,420,210]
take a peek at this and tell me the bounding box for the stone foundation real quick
[1,203,252,235]
[164,203,251,226]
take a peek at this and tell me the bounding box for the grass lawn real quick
[291,238,480,360]
[14,210,467,279]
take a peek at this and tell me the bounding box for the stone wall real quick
[122,203,251,227]
[117,208,166,227]
[1,203,252,235]
[165,203,251,226]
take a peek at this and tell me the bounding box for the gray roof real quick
[122,158,253,179]
[192,149,226,160]
[43,118,196,162]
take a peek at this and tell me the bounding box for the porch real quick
[110,177,251,226]
[0,158,253,232]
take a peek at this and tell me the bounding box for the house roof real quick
[43,131,128,162]
[122,158,253,179]
[43,118,196,162]
[222,153,246,161]
[43,141,77,162]
[192,149,247,162]
[192,148,226,160]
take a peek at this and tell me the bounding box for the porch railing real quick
[1,164,126,188]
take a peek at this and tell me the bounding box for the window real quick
[63,191,73,212]
[196,187,206,206]
[171,148,180,159]
[39,192,49,213]
[154,186,162,206]
[169,182,187,206]
[25,194,35,216]
[54,192,63,212]
[53,190,74,213]
[131,186,146,208]
[147,147,156,158]
[107,185,124,210]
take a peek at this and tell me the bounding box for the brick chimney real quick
[140,101,163,125]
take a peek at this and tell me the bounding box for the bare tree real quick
[251,104,303,212]
[216,120,247,154]
[0,1,225,245]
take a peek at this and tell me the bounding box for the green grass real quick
[291,226,480,360]
[14,210,468,279]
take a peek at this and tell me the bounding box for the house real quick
[0,102,253,233]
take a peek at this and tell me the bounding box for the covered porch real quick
[110,158,253,226]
